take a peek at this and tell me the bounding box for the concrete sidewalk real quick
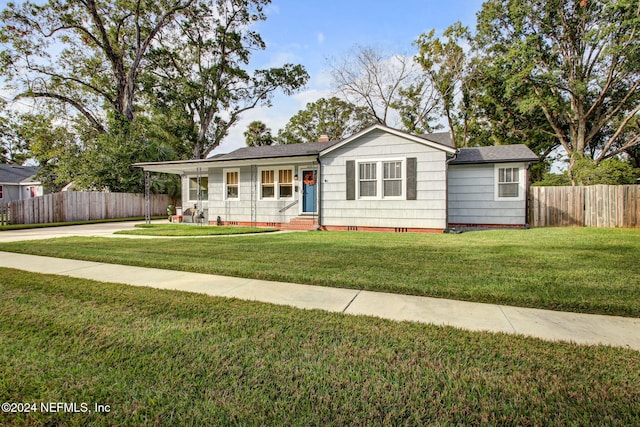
[1,251,639,351]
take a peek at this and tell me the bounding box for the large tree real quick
[475,0,640,182]
[17,111,180,192]
[144,0,308,158]
[17,112,82,191]
[329,46,439,134]
[0,0,195,130]
[1,0,308,191]
[276,97,375,144]
[415,22,473,147]
[0,103,29,164]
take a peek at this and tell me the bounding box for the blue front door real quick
[302,170,317,213]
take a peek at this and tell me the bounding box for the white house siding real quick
[321,129,448,230]
[203,164,311,225]
[181,172,209,216]
[447,163,528,226]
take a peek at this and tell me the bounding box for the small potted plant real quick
[167,205,175,221]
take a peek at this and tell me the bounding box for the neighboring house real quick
[136,125,538,232]
[0,164,44,202]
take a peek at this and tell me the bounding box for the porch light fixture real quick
[294,174,299,181]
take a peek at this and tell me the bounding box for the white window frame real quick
[258,167,295,200]
[356,159,405,200]
[260,169,275,199]
[278,169,294,199]
[358,162,378,199]
[188,176,208,201]
[382,160,403,198]
[224,168,240,200]
[495,164,525,201]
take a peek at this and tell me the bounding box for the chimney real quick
[318,134,330,142]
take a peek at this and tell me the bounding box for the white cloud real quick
[292,88,332,106]
[317,32,325,45]
[262,51,297,69]
[312,68,335,89]
[212,83,335,156]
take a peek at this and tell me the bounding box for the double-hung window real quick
[225,170,239,199]
[279,169,293,198]
[496,166,522,200]
[359,162,377,197]
[188,177,208,201]
[260,168,294,199]
[383,161,403,197]
[261,170,275,198]
[357,160,404,199]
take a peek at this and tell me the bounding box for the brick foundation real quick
[211,219,319,231]
[212,221,280,228]
[447,223,527,230]
[320,225,444,234]
[209,220,444,233]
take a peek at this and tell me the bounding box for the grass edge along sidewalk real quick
[0,227,638,318]
[1,268,639,426]
[113,223,278,236]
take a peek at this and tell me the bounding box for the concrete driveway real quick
[0,220,165,242]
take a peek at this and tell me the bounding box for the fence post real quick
[0,201,6,225]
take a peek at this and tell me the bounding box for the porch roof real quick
[215,139,341,161]
[135,140,342,174]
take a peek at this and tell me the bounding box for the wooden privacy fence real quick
[0,200,10,226]
[9,191,172,225]
[530,185,640,228]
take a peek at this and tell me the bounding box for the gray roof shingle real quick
[0,164,39,184]
[417,132,454,148]
[136,126,538,170]
[449,144,538,164]
[213,139,342,161]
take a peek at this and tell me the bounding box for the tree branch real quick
[596,103,640,162]
[19,91,106,134]
[587,80,640,144]
[24,64,114,105]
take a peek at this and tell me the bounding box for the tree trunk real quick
[567,96,588,185]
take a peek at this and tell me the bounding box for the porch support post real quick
[144,170,151,224]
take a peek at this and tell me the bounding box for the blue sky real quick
[226,0,486,152]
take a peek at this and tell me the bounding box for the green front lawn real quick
[114,223,278,236]
[1,268,638,426]
[1,227,639,317]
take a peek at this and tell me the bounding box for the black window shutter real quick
[346,160,355,200]
[406,157,417,200]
